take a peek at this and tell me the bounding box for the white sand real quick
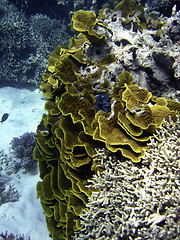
[0,86,51,240]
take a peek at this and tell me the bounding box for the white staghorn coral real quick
[74,115,180,240]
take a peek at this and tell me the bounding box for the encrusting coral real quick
[34,1,180,239]
[74,115,180,239]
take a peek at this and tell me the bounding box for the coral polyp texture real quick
[74,115,180,240]
[34,2,180,240]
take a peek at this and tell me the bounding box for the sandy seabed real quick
[0,86,51,240]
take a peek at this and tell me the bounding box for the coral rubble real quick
[75,115,180,239]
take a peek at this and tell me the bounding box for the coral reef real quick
[57,0,180,16]
[34,3,180,239]
[91,4,180,97]
[10,132,37,171]
[74,115,180,239]
[0,0,70,86]
[1,0,179,86]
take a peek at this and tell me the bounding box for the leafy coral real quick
[72,10,106,45]
[34,5,180,240]
[114,0,144,18]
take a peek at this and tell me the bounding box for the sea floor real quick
[0,86,51,240]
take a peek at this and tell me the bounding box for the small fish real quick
[0,113,9,123]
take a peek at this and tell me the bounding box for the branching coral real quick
[0,132,37,176]
[0,231,30,240]
[10,132,37,171]
[0,0,70,86]
[0,183,20,206]
[74,115,180,239]
[0,166,20,206]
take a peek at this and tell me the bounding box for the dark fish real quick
[0,113,9,123]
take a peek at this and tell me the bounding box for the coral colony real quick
[0,0,70,86]
[33,0,180,239]
[0,132,37,214]
[0,182,20,206]
[0,132,37,176]
[0,231,31,240]
[10,132,37,171]
[74,115,180,239]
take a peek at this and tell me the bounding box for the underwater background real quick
[0,0,180,239]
